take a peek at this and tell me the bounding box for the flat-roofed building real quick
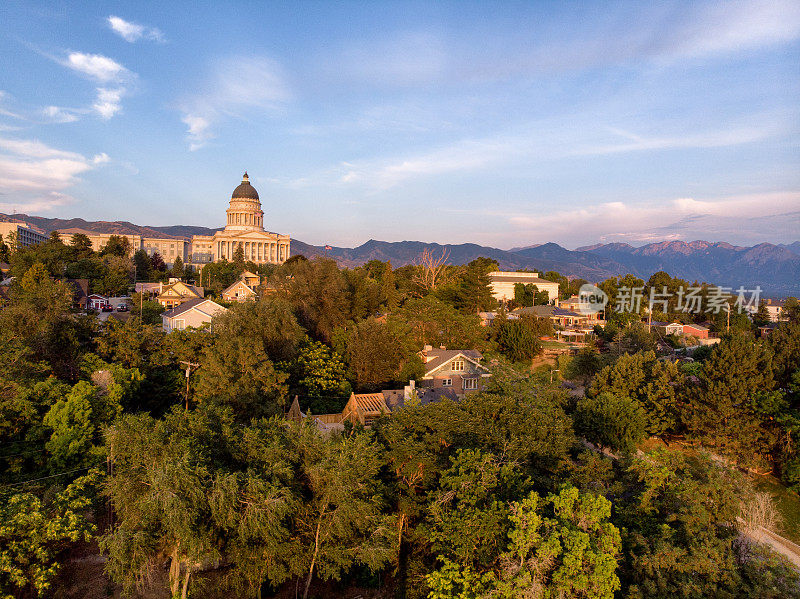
[487,271,560,305]
[0,221,48,248]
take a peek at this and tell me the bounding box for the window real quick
[451,359,465,372]
[174,319,185,331]
[463,378,478,390]
[441,378,452,387]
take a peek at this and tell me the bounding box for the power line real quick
[2,464,101,488]
[0,447,47,459]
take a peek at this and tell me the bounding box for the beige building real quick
[189,173,290,267]
[0,221,48,249]
[162,298,227,332]
[487,271,560,305]
[56,228,187,268]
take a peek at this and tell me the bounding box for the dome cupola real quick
[224,172,265,232]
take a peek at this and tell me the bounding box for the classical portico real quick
[189,173,291,266]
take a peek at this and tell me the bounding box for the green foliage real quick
[396,295,486,351]
[684,335,779,467]
[426,556,494,599]
[575,392,647,453]
[285,340,352,413]
[0,469,100,598]
[588,351,681,436]
[338,316,419,391]
[43,379,121,470]
[99,235,131,258]
[495,315,549,362]
[617,449,746,598]
[424,449,524,567]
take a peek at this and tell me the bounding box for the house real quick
[87,294,110,311]
[221,278,258,302]
[419,345,491,395]
[487,271,559,306]
[65,278,89,309]
[763,300,788,322]
[161,298,227,332]
[342,393,390,427]
[156,280,204,309]
[135,282,161,296]
[559,295,603,321]
[665,322,684,336]
[683,324,709,339]
[513,305,590,327]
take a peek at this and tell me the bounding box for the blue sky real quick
[0,0,798,248]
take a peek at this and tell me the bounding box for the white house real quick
[162,298,227,332]
[487,271,559,305]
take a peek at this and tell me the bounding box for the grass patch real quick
[752,474,800,544]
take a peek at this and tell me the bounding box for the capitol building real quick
[188,173,291,267]
[56,173,290,269]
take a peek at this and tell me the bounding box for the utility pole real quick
[726,303,730,334]
[180,361,200,410]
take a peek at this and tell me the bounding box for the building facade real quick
[52,173,290,270]
[0,221,48,249]
[487,271,560,305]
[188,173,290,267]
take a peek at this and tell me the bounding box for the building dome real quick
[224,172,265,232]
[231,172,259,200]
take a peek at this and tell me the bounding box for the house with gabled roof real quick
[156,280,204,309]
[161,298,227,332]
[418,345,491,396]
[222,278,257,302]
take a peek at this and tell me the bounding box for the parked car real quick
[116,304,129,312]
[101,305,113,312]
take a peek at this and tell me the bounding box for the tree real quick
[102,406,301,598]
[450,257,498,314]
[70,232,93,254]
[338,317,419,391]
[132,249,151,281]
[285,257,348,342]
[424,449,524,568]
[494,487,621,599]
[684,335,779,467]
[171,255,184,280]
[195,298,303,417]
[588,351,681,437]
[294,425,396,599]
[43,379,122,470]
[285,340,352,414]
[150,251,166,273]
[495,315,549,362]
[100,234,131,258]
[575,392,647,453]
[617,449,746,597]
[395,295,486,351]
[0,470,100,598]
[413,247,453,292]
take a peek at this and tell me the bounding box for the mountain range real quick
[3,213,799,296]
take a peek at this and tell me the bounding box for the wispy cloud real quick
[41,105,81,124]
[0,136,109,211]
[107,15,164,43]
[294,115,780,191]
[58,52,135,120]
[179,55,291,150]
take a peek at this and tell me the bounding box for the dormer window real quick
[452,359,465,372]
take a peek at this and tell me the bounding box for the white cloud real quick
[41,105,80,123]
[93,87,125,119]
[0,136,108,211]
[108,15,164,43]
[56,52,134,120]
[179,55,291,150]
[493,191,800,247]
[65,52,128,82]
